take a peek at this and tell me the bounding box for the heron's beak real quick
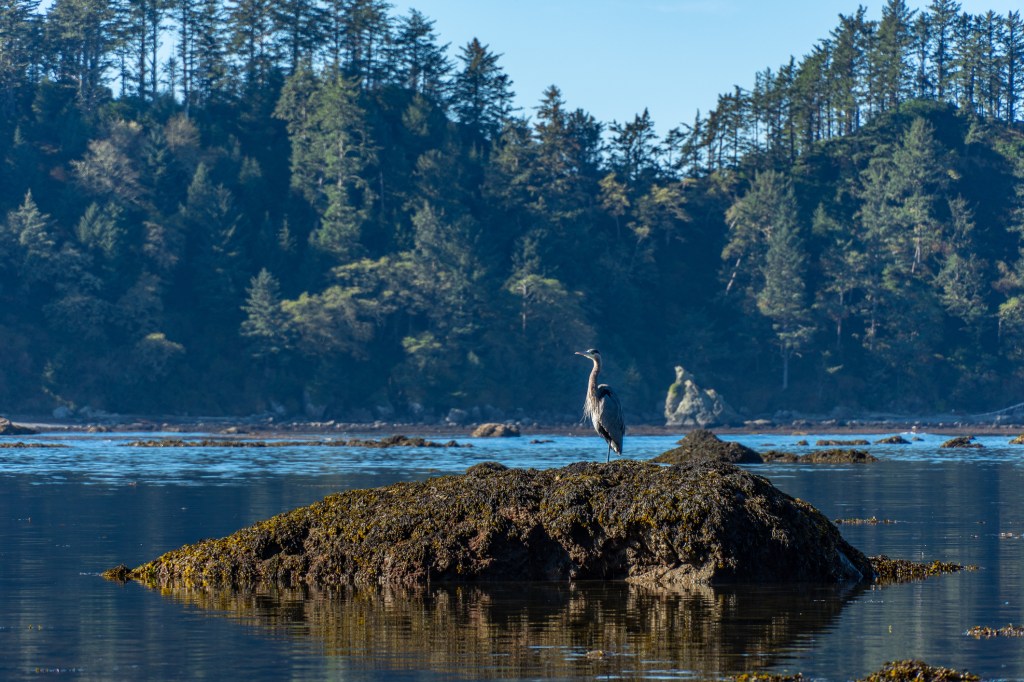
[575,351,592,359]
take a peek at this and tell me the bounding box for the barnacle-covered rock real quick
[106,459,873,589]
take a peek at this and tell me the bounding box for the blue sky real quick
[391,0,1023,136]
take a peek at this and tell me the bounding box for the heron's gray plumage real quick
[576,349,625,462]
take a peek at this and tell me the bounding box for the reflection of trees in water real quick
[163,581,864,678]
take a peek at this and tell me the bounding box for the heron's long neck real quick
[587,359,601,403]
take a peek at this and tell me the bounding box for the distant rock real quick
[760,449,879,464]
[1010,434,1024,445]
[652,429,762,464]
[471,423,520,438]
[874,435,911,444]
[106,459,873,589]
[815,439,869,446]
[0,417,37,436]
[940,436,983,449]
[664,366,741,427]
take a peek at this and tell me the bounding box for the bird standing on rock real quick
[575,349,625,462]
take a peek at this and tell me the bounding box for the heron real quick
[575,349,625,462]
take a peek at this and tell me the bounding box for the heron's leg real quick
[606,444,611,463]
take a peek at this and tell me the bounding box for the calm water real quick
[1,431,1023,680]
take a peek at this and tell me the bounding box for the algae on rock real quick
[109,459,873,589]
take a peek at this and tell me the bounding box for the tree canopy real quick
[3,0,1024,420]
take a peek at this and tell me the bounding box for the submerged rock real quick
[967,624,1024,638]
[0,417,37,436]
[652,429,762,464]
[107,459,873,589]
[470,423,520,438]
[664,366,741,427]
[735,659,979,681]
[869,555,976,585]
[857,660,979,681]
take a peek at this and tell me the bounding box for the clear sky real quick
[391,0,1023,136]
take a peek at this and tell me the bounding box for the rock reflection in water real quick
[159,580,864,678]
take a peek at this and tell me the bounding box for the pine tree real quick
[1005,11,1024,121]
[0,0,41,124]
[392,9,451,101]
[451,38,515,141]
[928,0,962,100]
[757,191,812,390]
[272,0,324,74]
[275,68,376,259]
[241,268,292,358]
[226,0,280,89]
[44,0,116,113]
[870,0,916,111]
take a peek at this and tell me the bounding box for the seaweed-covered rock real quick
[940,436,983,449]
[760,449,878,464]
[869,555,975,585]
[856,660,979,681]
[875,435,911,444]
[967,624,1024,638]
[471,423,520,438]
[652,429,762,464]
[0,417,37,436]
[1010,434,1024,445]
[815,439,869,446]
[108,459,873,589]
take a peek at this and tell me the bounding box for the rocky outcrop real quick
[874,435,911,444]
[0,417,37,436]
[471,423,520,438]
[652,429,762,464]
[940,436,983,448]
[664,366,741,427]
[760,449,879,464]
[107,459,873,589]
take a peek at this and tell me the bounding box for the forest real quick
[2,0,1024,422]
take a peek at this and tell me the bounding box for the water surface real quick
[1,431,1023,679]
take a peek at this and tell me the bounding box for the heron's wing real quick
[596,384,625,452]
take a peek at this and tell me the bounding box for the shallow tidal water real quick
[1,431,1023,680]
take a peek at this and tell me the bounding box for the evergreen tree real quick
[392,9,450,101]
[0,0,41,124]
[757,191,812,390]
[241,268,292,358]
[928,0,962,100]
[1004,11,1024,121]
[275,67,377,259]
[44,0,115,113]
[870,0,916,111]
[451,38,514,141]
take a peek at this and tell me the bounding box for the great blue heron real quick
[575,349,625,462]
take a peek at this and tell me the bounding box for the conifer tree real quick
[451,38,514,141]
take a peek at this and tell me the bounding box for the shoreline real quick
[7,413,1024,438]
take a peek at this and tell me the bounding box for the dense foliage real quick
[3,0,1024,420]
